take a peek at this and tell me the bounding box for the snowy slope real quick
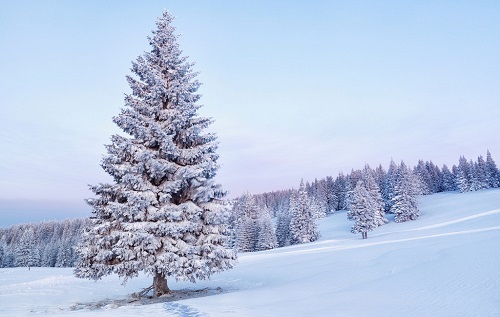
[1,189,500,317]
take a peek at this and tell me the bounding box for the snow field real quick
[1,189,500,316]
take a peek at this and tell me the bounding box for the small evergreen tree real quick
[289,181,319,245]
[441,164,456,191]
[233,193,260,252]
[474,156,489,190]
[275,205,291,247]
[310,196,327,219]
[16,228,39,269]
[256,209,277,251]
[343,178,355,211]
[361,166,388,227]
[347,181,378,239]
[486,150,500,188]
[0,237,5,268]
[383,159,398,212]
[324,176,338,214]
[457,156,472,193]
[390,162,422,223]
[237,218,257,252]
[333,173,347,211]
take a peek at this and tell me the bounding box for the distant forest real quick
[1,150,499,268]
[0,218,90,268]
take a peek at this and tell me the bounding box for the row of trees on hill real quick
[230,150,500,244]
[0,219,90,268]
[249,151,500,217]
[231,180,321,252]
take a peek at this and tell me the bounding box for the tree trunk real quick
[153,272,170,297]
[362,232,367,239]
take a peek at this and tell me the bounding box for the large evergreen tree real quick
[75,12,236,296]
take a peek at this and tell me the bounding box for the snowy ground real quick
[1,189,500,317]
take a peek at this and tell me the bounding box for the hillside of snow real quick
[1,189,499,317]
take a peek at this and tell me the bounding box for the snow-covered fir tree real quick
[233,193,259,252]
[289,180,320,245]
[237,218,257,252]
[383,159,398,213]
[414,160,432,195]
[56,242,72,268]
[347,167,387,239]
[0,237,5,267]
[0,235,14,268]
[310,196,327,219]
[474,156,489,190]
[361,166,388,227]
[343,178,355,212]
[275,205,291,247]
[333,173,347,211]
[347,181,379,239]
[231,193,277,252]
[256,207,278,251]
[74,11,236,296]
[486,150,499,188]
[457,156,472,193]
[313,179,330,215]
[324,176,338,214]
[441,164,456,191]
[16,228,39,269]
[390,162,423,223]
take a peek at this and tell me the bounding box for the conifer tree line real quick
[229,180,320,252]
[232,150,500,245]
[0,219,90,268]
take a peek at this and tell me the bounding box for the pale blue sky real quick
[1,1,499,226]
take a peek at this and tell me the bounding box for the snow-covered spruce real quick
[289,180,320,245]
[275,206,291,247]
[74,11,236,296]
[15,227,39,269]
[232,193,277,252]
[347,167,387,239]
[390,162,423,223]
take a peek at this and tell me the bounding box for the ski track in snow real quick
[413,208,500,230]
[164,302,208,317]
[274,225,500,257]
[254,208,500,259]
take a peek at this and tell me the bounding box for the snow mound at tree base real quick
[70,287,224,311]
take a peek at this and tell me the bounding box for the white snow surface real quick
[1,189,500,316]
